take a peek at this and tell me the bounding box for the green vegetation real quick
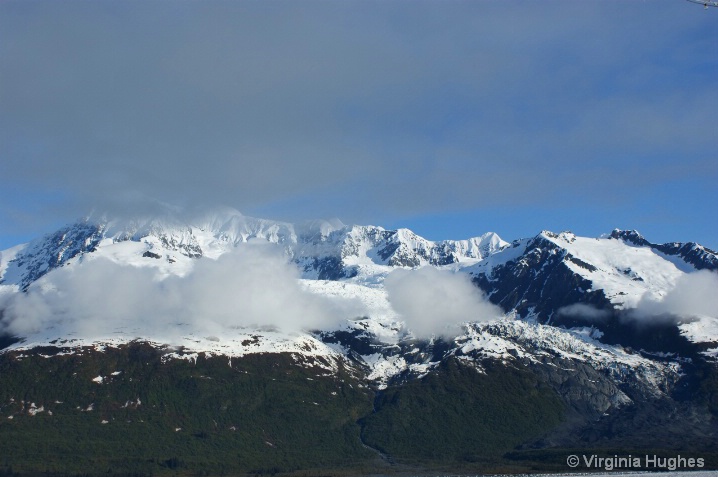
[0,343,374,476]
[10,343,708,476]
[694,360,718,417]
[360,359,565,464]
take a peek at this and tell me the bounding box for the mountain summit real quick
[0,207,509,288]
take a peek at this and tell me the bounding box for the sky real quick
[1,0,717,252]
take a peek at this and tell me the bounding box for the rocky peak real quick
[609,229,650,246]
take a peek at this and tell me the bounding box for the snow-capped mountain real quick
[2,207,717,363]
[469,229,717,320]
[2,207,718,466]
[0,207,508,290]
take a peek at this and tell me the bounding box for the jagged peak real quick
[558,231,576,243]
[342,223,387,239]
[537,230,575,242]
[538,230,558,239]
[609,229,649,246]
[393,228,423,242]
[473,231,505,243]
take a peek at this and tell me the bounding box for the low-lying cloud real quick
[0,243,348,340]
[556,303,611,322]
[628,270,718,324]
[385,267,502,338]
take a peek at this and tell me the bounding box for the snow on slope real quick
[464,231,688,310]
[680,315,718,358]
[541,231,685,309]
[459,319,681,399]
[327,315,682,392]
[457,319,675,373]
[0,243,27,286]
[299,277,686,392]
[300,280,399,323]
[9,330,345,373]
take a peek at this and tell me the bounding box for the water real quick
[364,472,718,477]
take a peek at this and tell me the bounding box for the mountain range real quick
[0,207,717,476]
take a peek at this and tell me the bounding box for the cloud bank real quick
[0,244,347,340]
[1,1,716,248]
[629,270,718,324]
[385,267,502,338]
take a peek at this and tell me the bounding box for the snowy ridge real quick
[9,330,345,373]
[610,228,718,272]
[0,208,508,289]
[346,317,681,393]
[540,231,686,309]
[0,221,106,290]
[464,229,718,335]
[457,320,680,389]
[465,230,688,309]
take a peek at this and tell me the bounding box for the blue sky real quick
[1,1,716,251]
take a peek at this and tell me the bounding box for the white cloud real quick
[630,270,718,323]
[625,270,718,325]
[556,303,611,322]
[384,267,502,339]
[0,243,345,339]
